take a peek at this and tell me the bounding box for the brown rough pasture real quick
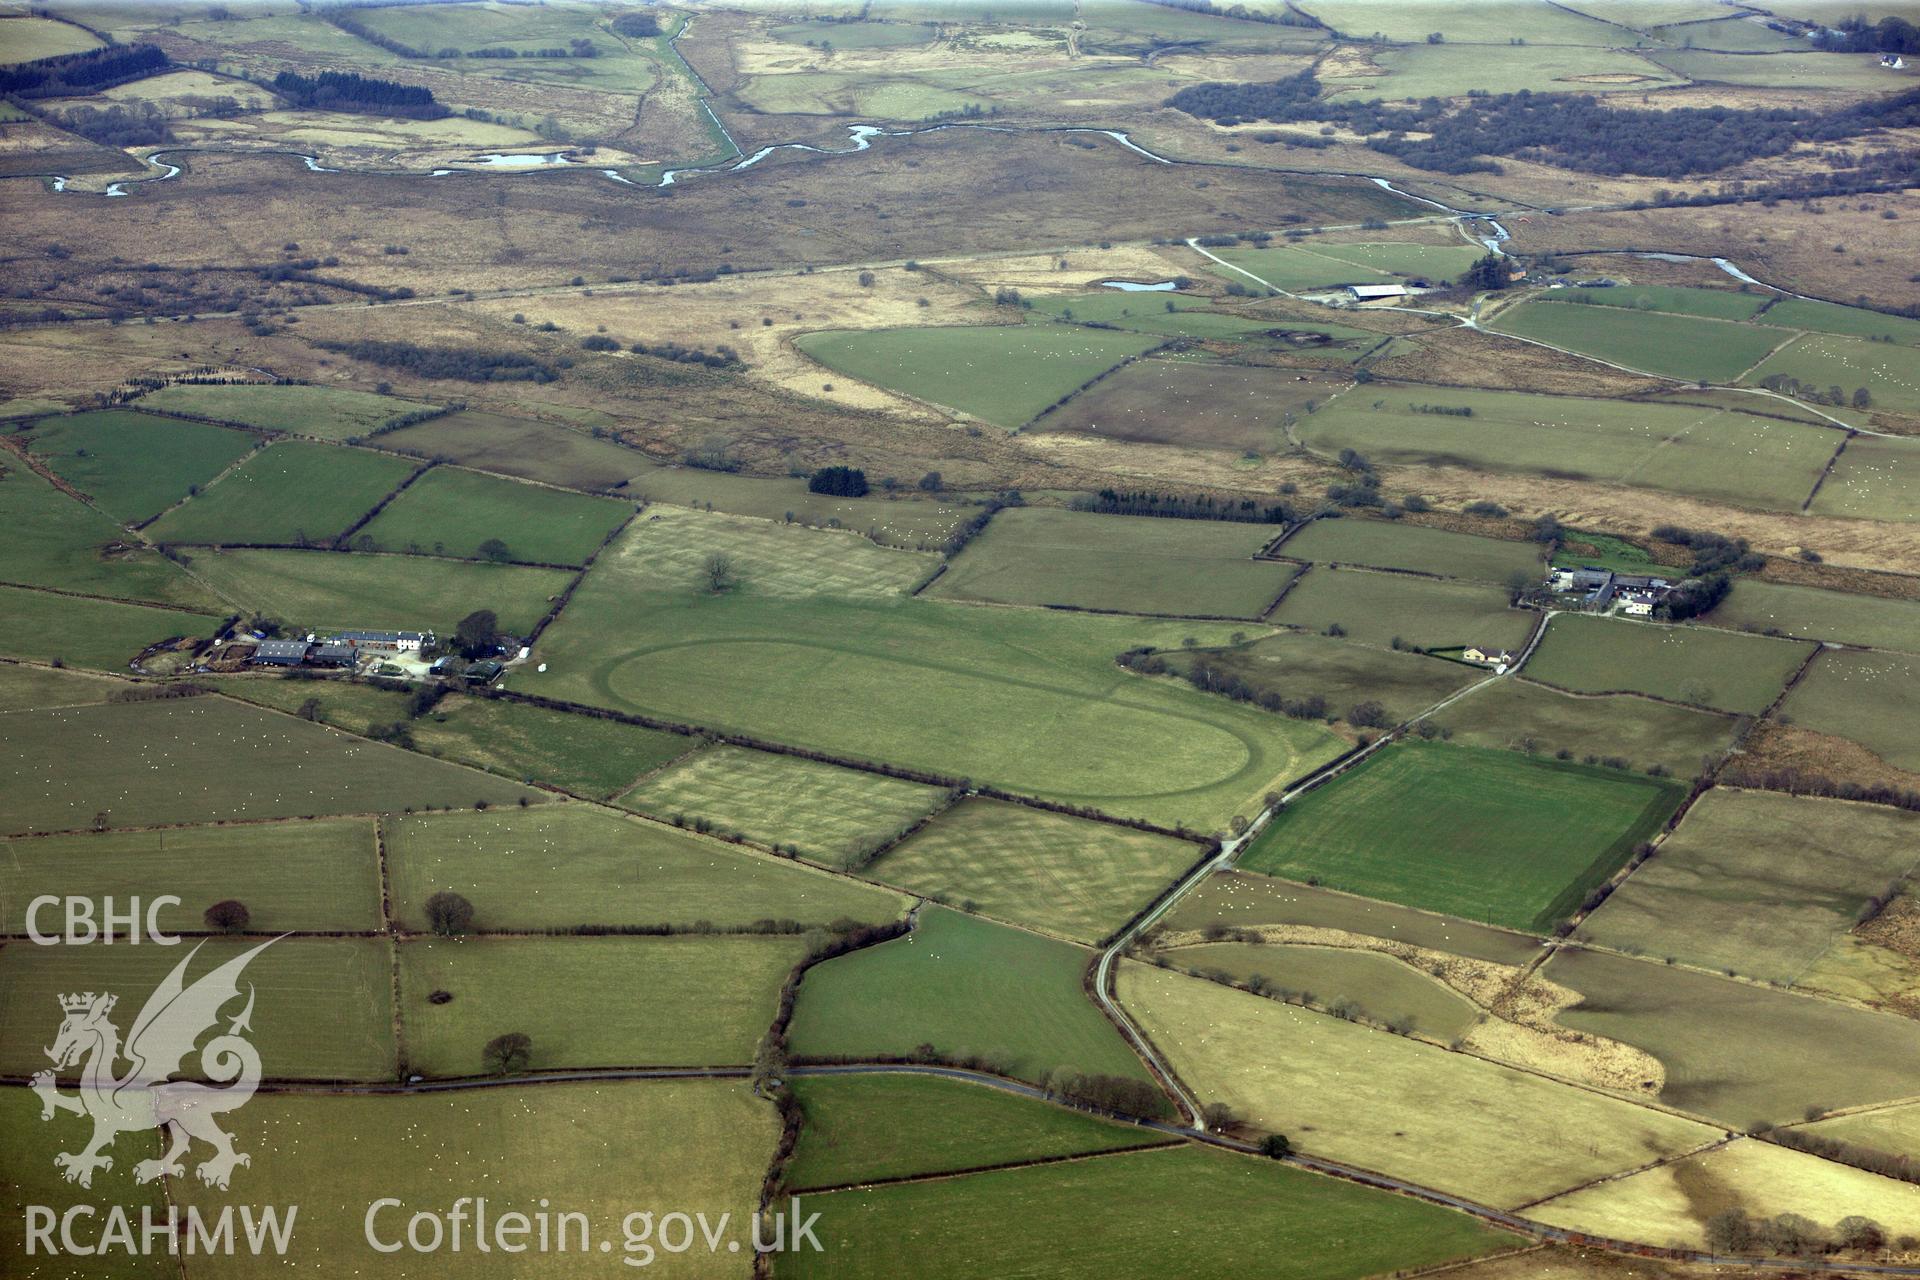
[1030,360,1345,455]
[0,134,1412,300]
[0,118,142,177]
[1366,327,1664,398]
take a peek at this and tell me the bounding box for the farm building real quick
[324,629,432,653]
[1462,645,1516,667]
[1346,284,1408,303]
[249,639,311,666]
[309,642,359,668]
[464,659,505,685]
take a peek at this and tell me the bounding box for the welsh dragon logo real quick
[33,938,277,1191]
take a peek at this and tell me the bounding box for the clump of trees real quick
[1815,14,1920,54]
[1075,488,1292,524]
[203,900,250,932]
[701,552,739,594]
[314,339,557,383]
[0,45,169,98]
[1650,524,1765,577]
[1040,1070,1167,1120]
[453,609,501,659]
[1705,1206,1893,1257]
[426,891,476,936]
[271,70,449,120]
[808,465,870,497]
[611,12,662,36]
[482,1032,532,1075]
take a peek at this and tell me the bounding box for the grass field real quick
[0,583,217,671]
[1167,871,1544,966]
[0,818,380,935]
[1779,649,1920,772]
[1746,332,1920,416]
[1487,300,1787,382]
[1278,518,1544,583]
[229,678,692,797]
[864,798,1200,944]
[169,1082,775,1278]
[0,662,122,713]
[1238,742,1685,932]
[1760,297,1920,345]
[595,504,934,599]
[624,469,975,550]
[1431,678,1739,777]
[15,410,256,525]
[0,15,104,62]
[1166,628,1479,725]
[1709,579,1920,652]
[1807,435,1920,523]
[1325,42,1682,100]
[928,507,1294,618]
[617,746,948,868]
[1211,240,1485,291]
[0,463,221,609]
[1295,389,1841,512]
[1575,790,1920,986]
[780,1143,1519,1280]
[1544,946,1920,1127]
[0,1086,169,1280]
[1801,1102,1920,1162]
[1165,941,1483,1040]
[398,934,807,1074]
[182,548,571,636]
[136,384,439,440]
[794,325,1160,429]
[1530,1136,1920,1252]
[1027,292,1316,340]
[146,440,416,545]
[527,527,1346,828]
[1525,614,1814,713]
[1295,0,1626,44]
[0,695,536,835]
[784,1074,1163,1190]
[789,907,1151,1088]
[1272,566,1536,653]
[1031,360,1356,452]
[1528,286,1769,322]
[356,466,631,565]
[376,410,650,491]
[385,804,907,932]
[1119,964,1718,1208]
[0,937,394,1080]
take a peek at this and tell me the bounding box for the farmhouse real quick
[1619,591,1663,617]
[1347,284,1409,303]
[324,629,432,653]
[248,639,311,666]
[1462,644,1516,667]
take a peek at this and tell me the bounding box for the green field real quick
[376,409,651,491]
[1525,613,1814,713]
[1296,388,1841,512]
[1488,299,1788,381]
[1278,517,1544,583]
[1165,941,1482,1040]
[1746,332,1920,416]
[0,1086,169,1280]
[779,1144,1519,1280]
[0,695,537,835]
[1760,297,1920,345]
[593,504,934,599]
[1027,291,1305,339]
[789,907,1152,1088]
[229,678,693,797]
[1779,649,1920,772]
[136,384,439,440]
[1120,963,1718,1209]
[864,798,1200,944]
[1211,240,1487,291]
[168,1082,775,1278]
[399,934,808,1074]
[928,507,1294,618]
[146,440,417,545]
[1807,435,1920,523]
[1576,789,1920,985]
[1165,628,1480,726]
[1709,579,1920,652]
[1238,742,1684,932]
[1648,45,1917,89]
[0,662,122,713]
[183,548,571,635]
[1166,871,1544,966]
[0,583,217,671]
[0,463,220,608]
[1544,946,1920,1128]
[794,325,1160,429]
[1272,566,1536,653]
[624,469,975,550]
[15,410,256,524]
[617,746,948,868]
[1529,285,1770,321]
[385,804,908,932]
[0,818,380,935]
[785,1074,1162,1190]
[1431,677,1739,777]
[1296,0,1627,44]
[0,937,395,1080]
[357,466,632,565]
[0,14,105,62]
